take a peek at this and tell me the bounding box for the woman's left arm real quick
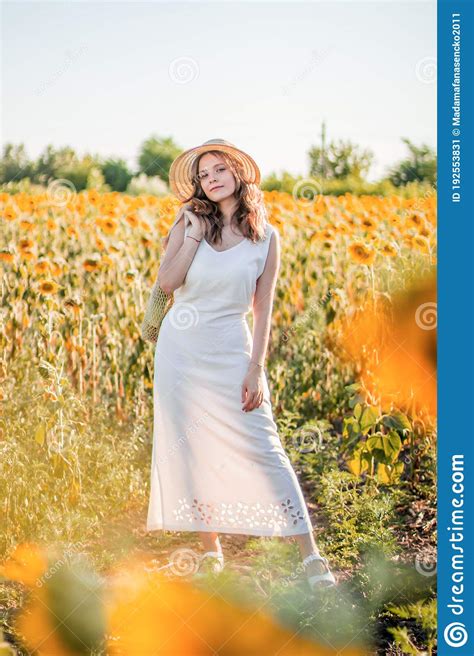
[241,229,280,412]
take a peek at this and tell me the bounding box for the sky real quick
[1,1,436,182]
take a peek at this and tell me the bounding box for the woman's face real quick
[197,153,236,201]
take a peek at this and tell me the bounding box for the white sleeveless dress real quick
[146,217,314,536]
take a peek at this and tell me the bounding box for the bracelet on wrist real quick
[250,360,264,368]
[187,234,202,243]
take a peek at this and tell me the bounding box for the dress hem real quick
[146,521,314,537]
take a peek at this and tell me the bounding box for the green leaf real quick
[347,452,369,476]
[353,403,362,421]
[345,383,362,394]
[385,431,402,460]
[366,433,384,453]
[366,431,402,461]
[360,406,379,434]
[343,417,361,440]
[348,393,365,409]
[382,412,412,433]
[376,461,404,484]
[346,442,369,476]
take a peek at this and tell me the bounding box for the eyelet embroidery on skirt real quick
[172,497,308,529]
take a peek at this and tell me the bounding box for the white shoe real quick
[303,553,336,590]
[193,551,225,578]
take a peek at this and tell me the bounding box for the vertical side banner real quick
[438,0,474,653]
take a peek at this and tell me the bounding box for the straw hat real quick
[169,138,261,201]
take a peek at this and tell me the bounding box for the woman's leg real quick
[293,531,331,576]
[198,531,222,553]
[195,531,224,574]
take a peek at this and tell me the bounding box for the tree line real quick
[0,127,436,197]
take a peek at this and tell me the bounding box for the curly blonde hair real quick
[163,149,267,250]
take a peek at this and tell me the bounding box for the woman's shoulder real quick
[255,221,278,278]
[255,222,279,251]
[264,221,279,240]
[252,221,278,247]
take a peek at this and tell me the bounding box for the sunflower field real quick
[0,188,437,655]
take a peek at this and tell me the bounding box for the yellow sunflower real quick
[348,242,376,265]
[34,259,50,274]
[97,217,118,235]
[18,238,35,252]
[2,205,17,221]
[19,220,35,231]
[125,214,139,228]
[412,236,430,253]
[379,242,397,257]
[83,255,101,272]
[407,213,425,230]
[38,279,60,295]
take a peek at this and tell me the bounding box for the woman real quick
[146,138,336,590]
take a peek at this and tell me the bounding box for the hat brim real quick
[169,142,261,201]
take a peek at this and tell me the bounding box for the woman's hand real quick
[241,365,265,412]
[182,207,204,240]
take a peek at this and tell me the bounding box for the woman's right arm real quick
[157,209,203,294]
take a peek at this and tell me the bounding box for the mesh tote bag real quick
[140,210,189,344]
